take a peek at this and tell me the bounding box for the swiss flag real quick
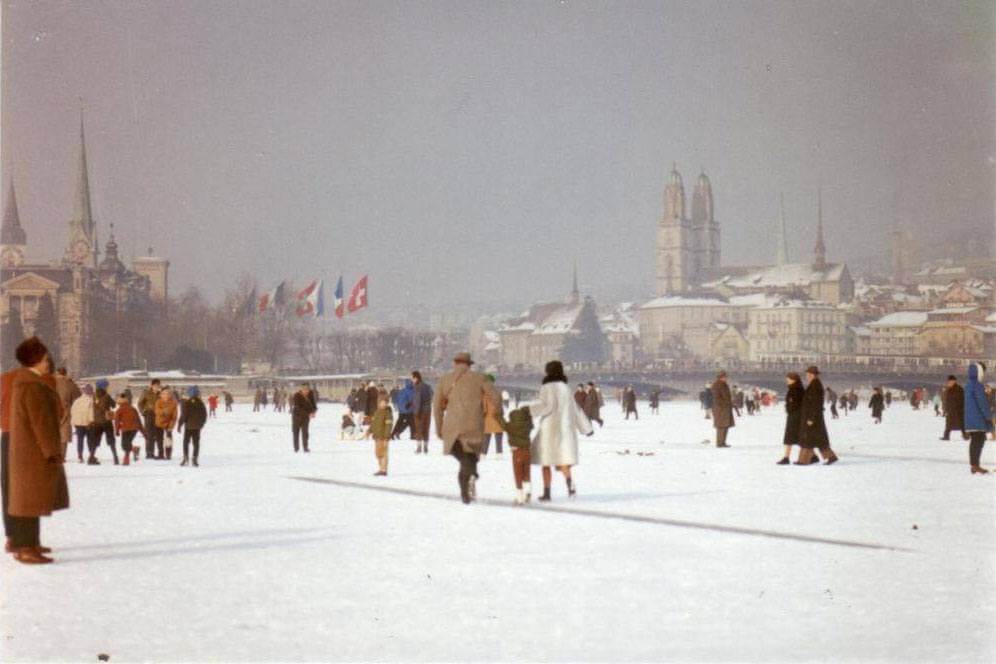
[347,275,368,313]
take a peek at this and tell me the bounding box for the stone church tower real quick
[656,164,720,296]
[64,111,98,268]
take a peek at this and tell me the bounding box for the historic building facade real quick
[655,165,720,296]
[0,116,169,376]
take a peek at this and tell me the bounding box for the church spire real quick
[776,192,788,265]
[569,260,580,304]
[74,103,94,240]
[2,180,26,246]
[813,188,827,271]
[65,101,98,267]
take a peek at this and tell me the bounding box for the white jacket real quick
[70,394,94,427]
[528,381,592,467]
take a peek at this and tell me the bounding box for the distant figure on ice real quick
[482,374,505,457]
[869,387,884,424]
[574,384,587,410]
[778,372,805,465]
[796,366,839,465]
[154,388,178,460]
[941,375,968,440]
[433,353,499,504]
[528,361,592,501]
[699,384,713,419]
[114,392,144,465]
[370,397,394,476]
[207,393,219,418]
[53,368,80,461]
[91,380,119,466]
[964,362,992,474]
[178,387,208,467]
[827,387,839,419]
[885,390,893,408]
[390,379,415,441]
[411,371,433,454]
[70,386,94,464]
[583,382,603,428]
[223,390,234,412]
[290,383,318,453]
[622,386,638,420]
[710,371,734,448]
[501,405,534,504]
[138,379,162,458]
[6,337,69,564]
[732,386,744,417]
[649,389,660,415]
[253,388,262,412]
[341,411,357,440]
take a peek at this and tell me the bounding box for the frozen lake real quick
[2,397,994,662]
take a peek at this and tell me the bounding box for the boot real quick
[971,465,989,474]
[193,458,199,467]
[14,549,53,565]
[514,488,524,505]
[458,472,471,504]
[539,486,551,502]
[123,454,130,466]
[809,454,821,465]
[523,481,532,503]
[776,457,790,465]
[180,457,189,467]
[794,449,813,465]
[567,478,576,498]
[823,450,839,465]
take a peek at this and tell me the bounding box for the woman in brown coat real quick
[8,338,69,564]
[710,371,734,448]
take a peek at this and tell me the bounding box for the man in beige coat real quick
[433,352,499,504]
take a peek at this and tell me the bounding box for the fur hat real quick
[453,352,474,365]
[15,336,48,367]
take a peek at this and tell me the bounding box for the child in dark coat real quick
[501,406,534,504]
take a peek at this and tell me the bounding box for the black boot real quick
[567,478,576,498]
[777,457,790,465]
[539,487,552,502]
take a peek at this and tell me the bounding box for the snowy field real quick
[2,398,995,662]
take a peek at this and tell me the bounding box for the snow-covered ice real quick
[2,399,994,662]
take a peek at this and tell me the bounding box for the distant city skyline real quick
[2,1,993,310]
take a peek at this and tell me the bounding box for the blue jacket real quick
[392,380,415,415]
[963,363,993,432]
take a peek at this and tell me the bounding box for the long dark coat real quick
[711,380,734,429]
[943,384,965,431]
[798,377,829,449]
[782,381,804,446]
[869,393,884,419]
[9,369,70,517]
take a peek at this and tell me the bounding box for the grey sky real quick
[2,1,993,312]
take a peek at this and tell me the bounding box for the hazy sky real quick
[2,1,993,311]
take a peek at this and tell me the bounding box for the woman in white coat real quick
[529,361,593,501]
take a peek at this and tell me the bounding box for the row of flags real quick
[242,276,368,319]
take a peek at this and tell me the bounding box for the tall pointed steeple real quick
[776,192,788,265]
[569,260,580,304]
[813,188,827,271]
[2,180,26,246]
[65,102,98,267]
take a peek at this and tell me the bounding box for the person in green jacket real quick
[370,397,394,476]
[501,406,533,504]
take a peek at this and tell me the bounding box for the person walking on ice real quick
[370,396,393,476]
[528,361,593,502]
[432,353,500,504]
[178,386,208,467]
[964,362,992,474]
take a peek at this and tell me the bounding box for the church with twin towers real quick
[654,164,853,305]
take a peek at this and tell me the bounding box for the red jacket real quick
[114,404,143,434]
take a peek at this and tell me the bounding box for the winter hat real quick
[805,365,820,375]
[186,386,200,398]
[83,384,94,395]
[15,336,48,367]
[453,352,474,365]
[95,379,109,390]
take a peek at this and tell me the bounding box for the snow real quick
[640,295,729,309]
[2,400,995,662]
[705,262,845,290]
[868,311,930,327]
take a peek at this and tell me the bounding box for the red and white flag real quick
[347,275,368,313]
[295,280,325,317]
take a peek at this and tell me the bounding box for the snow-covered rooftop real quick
[868,312,929,328]
[704,262,846,290]
[640,295,729,309]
